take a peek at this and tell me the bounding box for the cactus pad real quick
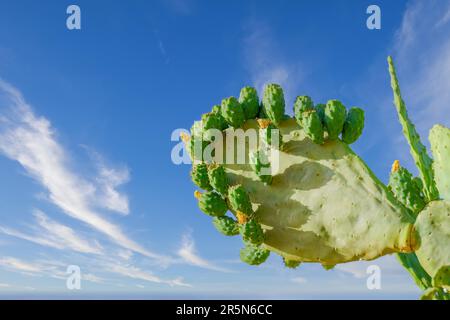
[239,86,260,120]
[262,84,285,126]
[324,100,346,140]
[240,220,264,245]
[196,191,228,217]
[240,244,271,265]
[429,124,450,201]
[342,107,365,144]
[221,97,245,128]
[191,163,212,191]
[208,164,229,195]
[212,216,240,236]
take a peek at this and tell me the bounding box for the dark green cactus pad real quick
[240,244,270,266]
[211,105,229,130]
[293,95,314,126]
[302,110,324,144]
[240,220,264,245]
[283,258,301,269]
[191,163,212,191]
[262,84,285,126]
[208,164,228,195]
[342,107,365,144]
[389,166,426,214]
[228,184,253,216]
[324,100,347,140]
[249,151,272,185]
[201,112,225,140]
[198,191,228,217]
[239,86,260,120]
[212,216,239,236]
[221,97,245,128]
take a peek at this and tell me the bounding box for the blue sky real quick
[0,0,449,299]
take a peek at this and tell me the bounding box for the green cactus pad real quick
[429,124,450,201]
[293,95,314,126]
[188,136,209,161]
[342,107,365,144]
[228,184,253,216]
[301,110,324,144]
[191,163,212,191]
[240,244,270,265]
[260,123,283,148]
[414,200,450,278]
[324,100,347,140]
[208,164,229,195]
[432,265,450,290]
[197,191,228,217]
[219,119,414,264]
[239,86,260,120]
[262,84,285,126]
[249,150,272,185]
[389,165,426,214]
[221,97,245,128]
[283,258,301,269]
[240,220,264,245]
[201,112,225,141]
[211,105,229,130]
[212,216,240,236]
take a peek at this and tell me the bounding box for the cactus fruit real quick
[196,191,228,217]
[212,216,240,236]
[228,184,253,216]
[389,160,426,214]
[324,100,347,140]
[301,109,324,144]
[342,107,365,144]
[183,57,450,299]
[262,84,285,126]
[221,97,245,128]
[283,258,301,269]
[191,163,212,191]
[208,164,228,195]
[240,244,270,266]
[240,220,264,245]
[239,86,260,120]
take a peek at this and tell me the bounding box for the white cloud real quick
[0,80,171,264]
[177,232,231,273]
[0,257,42,274]
[0,210,103,254]
[291,277,307,284]
[0,283,10,288]
[336,256,406,279]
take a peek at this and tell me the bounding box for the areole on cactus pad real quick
[182,56,449,300]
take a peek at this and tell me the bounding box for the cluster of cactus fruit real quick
[182,57,449,299]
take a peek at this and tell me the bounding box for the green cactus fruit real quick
[283,258,301,269]
[388,161,426,214]
[324,100,347,140]
[239,86,260,120]
[201,112,224,141]
[221,97,245,128]
[240,244,270,266]
[302,110,324,144]
[322,264,336,270]
[342,107,365,144]
[240,220,264,245]
[293,95,314,126]
[191,163,212,191]
[314,103,326,123]
[429,124,450,201]
[212,216,239,236]
[211,105,229,130]
[262,84,285,126]
[432,265,450,290]
[188,136,209,161]
[197,191,228,217]
[228,184,253,216]
[260,123,283,148]
[207,164,228,195]
[249,150,272,185]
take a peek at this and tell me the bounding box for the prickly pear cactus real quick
[182,59,450,299]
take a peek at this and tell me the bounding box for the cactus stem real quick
[391,160,400,173]
[194,190,202,200]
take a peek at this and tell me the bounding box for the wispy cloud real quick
[242,18,303,109]
[0,210,103,254]
[291,277,307,284]
[177,232,231,273]
[0,257,41,274]
[0,80,170,264]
